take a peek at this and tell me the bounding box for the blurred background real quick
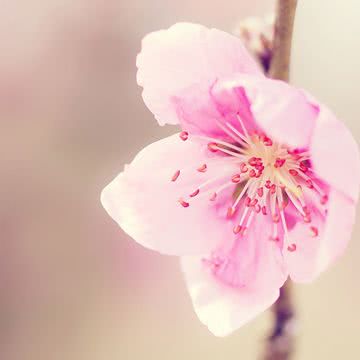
[1,0,360,359]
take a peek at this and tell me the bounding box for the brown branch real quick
[261,282,296,360]
[269,0,298,81]
[261,1,298,359]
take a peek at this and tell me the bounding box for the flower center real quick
[172,115,328,255]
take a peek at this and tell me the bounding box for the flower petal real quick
[181,216,288,336]
[285,189,356,283]
[211,74,319,149]
[137,22,262,126]
[309,103,360,202]
[173,80,258,139]
[101,134,238,256]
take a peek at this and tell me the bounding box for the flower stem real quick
[262,1,298,359]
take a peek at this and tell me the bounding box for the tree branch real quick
[269,0,298,81]
[261,282,296,360]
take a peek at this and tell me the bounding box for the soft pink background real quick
[1,0,360,359]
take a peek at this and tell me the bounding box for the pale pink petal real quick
[171,83,226,138]
[137,22,262,126]
[173,80,258,139]
[181,216,288,336]
[101,134,238,256]
[211,74,319,149]
[310,103,360,202]
[172,73,316,141]
[285,189,356,283]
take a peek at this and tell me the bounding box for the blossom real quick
[101,23,360,336]
[234,14,274,71]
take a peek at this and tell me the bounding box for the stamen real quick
[248,157,258,166]
[287,243,297,252]
[233,224,245,235]
[208,142,218,152]
[209,182,234,198]
[171,170,180,182]
[310,226,319,237]
[215,119,246,145]
[297,171,327,198]
[270,222,279,242]
[179,131,188,141]
[320,194,329,205]
[227,207,235,218]
[225,121,249,143]
[270,236,280,242]
[231,174,241,183]
[197,164,207,172]
[196,171,235,191]
[299,162,309,173]
[244,211,255,231]
[250,198,258,207]
[194,135,246,153]
[279,200,288,210]
[305,179,314,189]
[234,205,251,232]
[232,179,253,209]
[211,145,247,159]
[257,187,264,197]
[189,189,200,198]
[274,158,286,168]
[240,163,248,173]
[269,181,278,220]
[233,224,241,234]
[199,179,240,202]
[210,192,217,201]
[178,198,189,208]
[262,136,273,147]
[285,189,306,217]
[277,187,289,237]
[236,114,250,140]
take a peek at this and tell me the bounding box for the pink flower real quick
[101,23,360,336]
